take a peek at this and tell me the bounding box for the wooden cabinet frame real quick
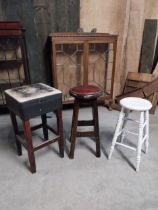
[0,22,30,110]
[49,32,118,104]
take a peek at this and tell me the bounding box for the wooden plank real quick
[123,72,157,94]
[150,92,158,114]
[115,76,158,114]
[139,19,158,73]
[143,77,158,97]
[116,88,145,101]
[127,72,156,82]
[125,80,148,89]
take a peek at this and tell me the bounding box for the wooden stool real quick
[108,97,152,172]
[5,83,64,173]
[69,85,103,159]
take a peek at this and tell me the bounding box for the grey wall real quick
[0,0,80,84]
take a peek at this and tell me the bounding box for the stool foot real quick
[108,108,125,159]
[136,166,140,172]
[60,151,64,158]
[69,153,74,159]
[56,110,64,158]
[136,112,144,172]
[69,100,80,159]
[28,149,36,174]
[96,152,101,158]
[30,166,36,173]
[108,146,114,160]
[10,111,22,156]
[145,141,149,154]
[23,120,36,174]
[136,155,141,172]
[136,148,141,172]
[16,143,22,156]
[144,110,149,154]
[92,100,101,158]
[15,135,22,156]
[41,114,48,141]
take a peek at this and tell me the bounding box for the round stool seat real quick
[120,97,152,111]
[70,85,103,100]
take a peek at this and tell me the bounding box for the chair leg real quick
[144,110,149,154]
[56,110,64,158]
[69,100,80,159]
[136,111,144,172]
[10,111,22,156]
[120,109,130,143]
[41,114,48,141]
[92,100,100,157]
[23,120,36,173]
[108,108,125,159]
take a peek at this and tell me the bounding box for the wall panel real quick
[0,0,80,84]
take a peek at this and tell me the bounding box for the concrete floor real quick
[0,106,158,210]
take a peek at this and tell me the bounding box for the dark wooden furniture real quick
[49,32,117,104]
[114,72,158,114]
[0,22,30,111]
[5,83,64,173]
[69,85,103,159]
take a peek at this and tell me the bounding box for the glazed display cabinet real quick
[49,32,118,104]
[0,22,30,110]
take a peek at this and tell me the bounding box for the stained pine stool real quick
[108,97,152,172]
[5,83,64,173]
[69,85,103,159]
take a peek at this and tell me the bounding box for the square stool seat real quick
[5,83,64,173]
[5,83,62,120]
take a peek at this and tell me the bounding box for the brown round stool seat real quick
[70,85,103,100]
[69,85,103,159]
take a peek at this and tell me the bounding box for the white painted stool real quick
[108,97,152,172]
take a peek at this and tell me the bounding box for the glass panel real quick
[0,37,25,105]
[88,43,113,96]
[55,43,84,101]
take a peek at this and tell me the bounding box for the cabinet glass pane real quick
[55,43,84,101]
[88,43,113,96]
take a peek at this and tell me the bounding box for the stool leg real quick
[10,111,22,156]
[56,110,64,157]
[41,114,48,141]
[120,109,130,143]
[69,100,80,159]
[136,111,144,172]
[23,120,36,173]
[144,110,149,154]
[92,100,100,157]
[108,108,125,159]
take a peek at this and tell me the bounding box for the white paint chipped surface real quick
[5,83,61,103]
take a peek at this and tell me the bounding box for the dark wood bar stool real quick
[5,83,64,173]
[69,85,103,159]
